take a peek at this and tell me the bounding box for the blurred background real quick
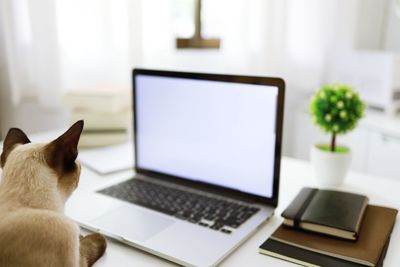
[1,0,400,178]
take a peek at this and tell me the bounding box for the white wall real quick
[354,0,388,50]
[0,17,9,139]
[384,0,400,51]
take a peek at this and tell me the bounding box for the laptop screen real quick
[134,71,283,200]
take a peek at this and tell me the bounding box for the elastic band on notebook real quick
[293,188,318,228]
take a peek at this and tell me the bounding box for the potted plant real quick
[309,84,365,186]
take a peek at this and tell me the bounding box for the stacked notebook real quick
[63,88,131,147]
[259,188,398,266]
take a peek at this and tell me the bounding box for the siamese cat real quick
[0,121,106,267]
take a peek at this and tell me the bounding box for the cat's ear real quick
[1,128,31,168]
[45,120,84,176]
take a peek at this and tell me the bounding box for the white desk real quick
[2,132,400,266]
[75,157,400,267]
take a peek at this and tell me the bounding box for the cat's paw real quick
[80,233,107,266]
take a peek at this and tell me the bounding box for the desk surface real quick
[2,132,400,266]
[76,156,400,267]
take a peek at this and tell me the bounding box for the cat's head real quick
[0,121,84,204]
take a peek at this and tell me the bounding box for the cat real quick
[0,120,107,267]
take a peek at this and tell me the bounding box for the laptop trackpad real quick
[91,205,175,242]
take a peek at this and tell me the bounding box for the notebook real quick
[281,187,368,240]
[259,235,391,267]
[262,205,397,266]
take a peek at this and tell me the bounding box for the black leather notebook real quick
[281,187,368,240]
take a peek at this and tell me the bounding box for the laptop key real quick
[210,223,224,230]
[175,214,188,220]
[188,217,201,223]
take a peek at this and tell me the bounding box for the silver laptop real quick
[66,69,285,266]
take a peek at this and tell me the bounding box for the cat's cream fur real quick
[0,121,106,267]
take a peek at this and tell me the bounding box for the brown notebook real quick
[259,235,391,267]
[272,205,397,266]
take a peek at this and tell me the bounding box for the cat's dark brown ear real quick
[1,128,31,168]
[45,120,84,176]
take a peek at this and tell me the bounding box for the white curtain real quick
[0,0,362,107]
[0,0,363,137]
[0,0,142,109]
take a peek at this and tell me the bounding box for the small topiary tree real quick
[310,84,365,152]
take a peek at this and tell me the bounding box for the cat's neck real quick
[0,170,65,212]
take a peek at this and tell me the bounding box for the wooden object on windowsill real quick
[176,0,220,49]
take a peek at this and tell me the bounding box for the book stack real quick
[259,188,398,267]
[62,88,131,147]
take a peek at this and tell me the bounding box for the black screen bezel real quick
[132,68,285,207]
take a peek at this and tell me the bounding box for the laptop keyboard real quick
[97,178,260,234]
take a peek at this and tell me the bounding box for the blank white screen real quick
[135,75,278,198]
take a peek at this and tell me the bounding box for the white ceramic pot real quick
[310,144,351,187]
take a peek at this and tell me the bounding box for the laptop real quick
[66,69,285,266]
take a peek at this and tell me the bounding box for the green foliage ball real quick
[310,84,365,135]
